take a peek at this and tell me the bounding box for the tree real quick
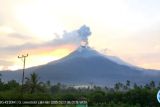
[90,91,106,104]
[157,81,160,89]
[126,80,130,89]
[114,83,120,91]
[133,83,139,89]
[144,84,150,90]
[0,73,1,81]
[149,81,155,89]
[114,82,123,91]
[24,72,44,94]
[0,73,4,85]
[50,83,61,94]
[0,73,4,91]
[0,73,2,82]
[5,80,19,90]
[46,80,51,88]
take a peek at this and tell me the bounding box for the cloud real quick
[0,60,13,66]
[7,33,31,40]
[0,25,92,54]
[154,45,160,52]
[139,53,160,63]
[0,59,15,70]
[0,17,3,25]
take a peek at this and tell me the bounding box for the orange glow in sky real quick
[9,44,77,70]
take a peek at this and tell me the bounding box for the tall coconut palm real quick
[24,72,44,94]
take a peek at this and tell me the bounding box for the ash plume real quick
[56,25,91,47]
[77,25,91,47]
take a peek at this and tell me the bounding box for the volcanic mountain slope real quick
[1,46,160,86]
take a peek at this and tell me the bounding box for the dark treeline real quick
[0,72,160,107]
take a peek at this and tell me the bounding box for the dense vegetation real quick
[0,72,160,107]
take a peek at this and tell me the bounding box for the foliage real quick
[0,73,160,107]
[24,72,47,94]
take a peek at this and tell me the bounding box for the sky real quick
[0,0,160,70]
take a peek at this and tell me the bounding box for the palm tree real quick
[125,80,130,90]
[24,72,44,93]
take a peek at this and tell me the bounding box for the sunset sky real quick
[0,0,160,70]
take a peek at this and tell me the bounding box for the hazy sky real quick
[0,0,160,70]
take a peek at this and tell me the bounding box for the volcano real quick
[1,46,160,86]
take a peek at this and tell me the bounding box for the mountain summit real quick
[1,46,160,86]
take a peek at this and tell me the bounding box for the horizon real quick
[0,0,160,70]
